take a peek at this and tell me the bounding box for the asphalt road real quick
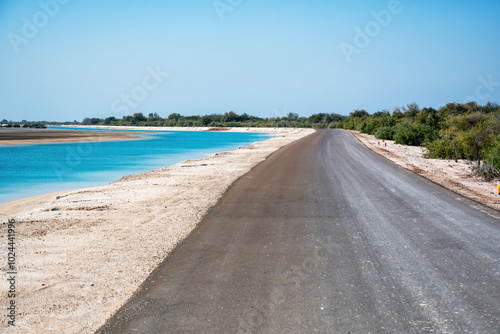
[96,130,500,334]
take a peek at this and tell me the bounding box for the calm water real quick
[0,128,272,203]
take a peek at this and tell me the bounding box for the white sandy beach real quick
[2,127,498,333]
[0,127,314,333]
[55,125,290,133]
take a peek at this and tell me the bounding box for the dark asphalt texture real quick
[96,130,500,334]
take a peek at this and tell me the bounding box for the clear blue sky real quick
[1,0,499,121]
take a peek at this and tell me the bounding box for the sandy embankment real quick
[0,127,314,333]
[350,130,500,211]
[0,128,142,146]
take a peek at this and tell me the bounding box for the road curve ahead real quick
[97,130,500,334]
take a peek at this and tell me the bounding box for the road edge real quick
[92,129,317,334]
[347,130,500,214]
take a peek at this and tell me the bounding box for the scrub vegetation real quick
[75,102,499,178]
[6,101,498,179]
[341,102,500,180]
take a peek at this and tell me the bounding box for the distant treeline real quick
[79,101,500,179]
[341,102,500,180]
[80,111,346,129]
[0,119,47,128]
[4,101,499,178]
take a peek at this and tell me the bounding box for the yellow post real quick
[498,184,500,195]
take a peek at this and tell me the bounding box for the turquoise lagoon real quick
[0,128,272,203]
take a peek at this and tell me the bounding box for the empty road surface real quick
[97,130,500,334]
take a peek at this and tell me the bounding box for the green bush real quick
[314,124,328,129]
[421,125,440,144]
[374,126,395,140]
[393,123,438,146]
[393,123,425,146]
[425,138,454,159]
[360,118,377,135]
[484,142,500,170]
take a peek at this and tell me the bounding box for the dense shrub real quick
[393,123,426,146]
[393,123,438,146]
[425,138,454,159]
[360,118,378,135]
[484,141,500,170]
[314,124,328,129]
[374,126,395,140]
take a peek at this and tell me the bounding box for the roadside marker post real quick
[498,184,500,195]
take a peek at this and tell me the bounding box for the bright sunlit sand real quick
[1,1,499,333]
[0,128,314,333]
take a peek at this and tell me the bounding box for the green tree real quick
[82,117,102,125]
[350,109,369,118]
[131,113,147,124]
[374,126,396,140]
[103,116,117,125]
[402,102,420,118]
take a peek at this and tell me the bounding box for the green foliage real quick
[82,117,102,125]
[103,117,116,125]
[445,112,493,164]
[484,137,500,170]
[392,123,437,146]
[424,139,455,159]
[21,122,47,128]
[72,111,348,129]
[360,118,377,135]
[402,102,420,118]
[63,101,499,178]
[131,113,147,124]
[338,102,498,177]
[350,109,369,118]
[414,107,441,129]
[420,109,500,173]
[374,126,395,140]
[393,123,425,146]
[313,123,328,129]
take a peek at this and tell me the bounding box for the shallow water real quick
[0,128,272,203]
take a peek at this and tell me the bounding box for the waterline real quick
[1,129,272,203]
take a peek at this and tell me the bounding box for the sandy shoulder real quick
[349,130,500,211]
[0,128,314,334]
